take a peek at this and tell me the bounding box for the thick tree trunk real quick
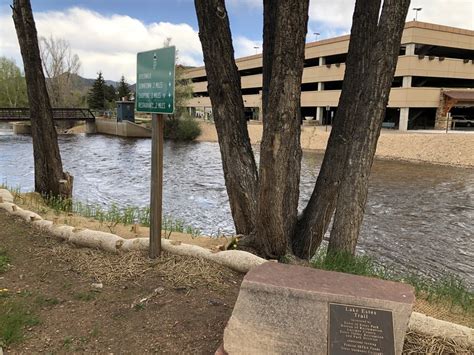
[11,0,72,198]
[256,0,309,258]
[293,0,410,259]
[195,0,410,260]
[329,0,411,254]
[292,0,381,259]
[194,0,258,235]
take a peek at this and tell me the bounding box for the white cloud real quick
[409,0,473,28]
[0,7,203,82]
[1,1,472,82]
[234,36,262,57]
[227,0,262,9]
[308,0,474,38]
[309,0,355,33]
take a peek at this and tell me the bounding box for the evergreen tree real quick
[104,84,116,102]
[117,75,131,100]
[87,72,105,110]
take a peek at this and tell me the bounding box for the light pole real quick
[313,32,320,41]
[413,7,422,21]
[253,46,259,54]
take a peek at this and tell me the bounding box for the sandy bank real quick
[197,121,474,168]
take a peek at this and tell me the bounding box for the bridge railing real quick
[0,108,30,121]
[50,108,95,120]
[0,108,95,121]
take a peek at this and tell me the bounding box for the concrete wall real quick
[196,121,474,167]
[12,123,31,135]
[189,87,444,109]
[95,119,151,138]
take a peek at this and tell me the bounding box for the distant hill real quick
[67,74,122,92]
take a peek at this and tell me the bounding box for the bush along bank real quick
[164,116,201,141]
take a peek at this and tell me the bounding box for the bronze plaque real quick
[328,303,395,355]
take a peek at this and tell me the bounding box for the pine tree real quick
[87,72,105,110]
[104,84,116,104]
[117,75,131,100]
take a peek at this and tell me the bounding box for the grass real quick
[90,325,100,338]
[35,295,61,307]
[72,291,96,302]
[0,298,39,347]
[62,336,74,350]
[133,303,145,311]
[43,195,202,238]
[0,248,10,274]
[0,182,21,198]
[310,249,473,313]
[1,184,202,238]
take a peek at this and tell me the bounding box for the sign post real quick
[136,46,175,258]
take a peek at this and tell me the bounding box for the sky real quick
[0,0,473,83]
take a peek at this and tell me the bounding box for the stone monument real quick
[222,262,414,354]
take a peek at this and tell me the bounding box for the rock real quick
[91,282,103,289]
[223,263,414,355]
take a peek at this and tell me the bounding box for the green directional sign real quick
[136,46,175,114]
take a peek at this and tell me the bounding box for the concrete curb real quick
[0,188,472,346]
[409,312,473,348]
[0,189,266,273]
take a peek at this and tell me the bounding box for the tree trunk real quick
[11,0,72,198]
[329,0,411,254]
[194,0,258,235]
[293,0,410,259]
[256,0,309,258]
[195,0,410,260]
[292,0,382,259]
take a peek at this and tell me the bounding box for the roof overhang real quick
[443,90,474,107]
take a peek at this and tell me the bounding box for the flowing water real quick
[1,126,473,284]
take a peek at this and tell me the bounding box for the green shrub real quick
[164,117,201,141]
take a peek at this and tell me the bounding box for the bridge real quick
[0,108,95,122]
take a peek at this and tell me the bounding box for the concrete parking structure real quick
[184,21,474,131]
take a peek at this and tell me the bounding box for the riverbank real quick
[0,209,241,353]
[14,191,228,250]
[1,209,472,353]
[6,190,473,323]
[38,120,474,167]
[197,121,474,168]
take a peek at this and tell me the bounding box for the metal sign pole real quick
[150,113,164,258]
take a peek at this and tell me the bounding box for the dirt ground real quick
[1,210,472,354]
[0,210,242,353]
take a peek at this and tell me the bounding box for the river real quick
[0,128,473,285]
